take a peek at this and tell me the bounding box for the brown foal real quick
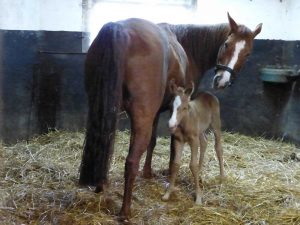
[162,81,224,204]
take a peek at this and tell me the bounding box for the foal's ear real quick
[169,79,178,94]
[185,81,194,98]
[252,23,262,38]
[227,12,238,33]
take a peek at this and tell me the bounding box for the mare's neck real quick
[170,23,230,82]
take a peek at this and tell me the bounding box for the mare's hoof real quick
[161,168,170,176]
[118,214,131,224]
[142,170,156,179]
[95,181,108,193]
[95,185,103,193]
[118,217,131,224]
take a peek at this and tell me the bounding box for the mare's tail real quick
[79,22,126,189]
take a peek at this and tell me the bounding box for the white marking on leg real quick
[218,40,246,87]
[168,96,181,128]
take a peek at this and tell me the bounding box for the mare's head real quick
[168,81,194,133]
[213,13,262,89]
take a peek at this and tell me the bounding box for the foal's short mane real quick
[169,23,231,71]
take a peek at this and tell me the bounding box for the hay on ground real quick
[0,130,299,224]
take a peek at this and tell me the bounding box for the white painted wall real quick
[0,0,299,40]
[0,0,82,31]
[195,0,300,40]
[88,0,300,41]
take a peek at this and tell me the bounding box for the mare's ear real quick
[185,81,194,99]
[169,79,178,94]
[252,23,262,38]
[227,12,238,33]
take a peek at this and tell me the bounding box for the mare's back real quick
[120,18,167,59]
[118,18,172,105]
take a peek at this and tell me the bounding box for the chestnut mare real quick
[79,13,262,220]
[162,81,223,204]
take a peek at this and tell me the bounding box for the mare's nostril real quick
[213,75,222,88]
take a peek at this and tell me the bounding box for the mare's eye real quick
[224,42,228,49]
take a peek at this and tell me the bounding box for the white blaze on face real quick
[169,96,182,129]
[218,40,246,87]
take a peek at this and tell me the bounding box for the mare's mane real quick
[169,23,231,71]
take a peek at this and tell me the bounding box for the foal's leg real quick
[189,137,202,205]
[211,116,225,181]
[213,129,224,181]
[142,115,159,178]
[211,103,225,181]
[199,133,208,175]
[162,139,183,201]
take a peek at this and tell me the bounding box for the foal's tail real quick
[79,22,126,189]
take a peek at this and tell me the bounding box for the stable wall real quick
[1,31,300,145]
[1,0,300,40]
[0,0,83,31]
[0,30,87,143]
[88,0,300,40]
[1,0,300,144]
[200,40,300,144]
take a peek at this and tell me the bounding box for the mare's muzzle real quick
[213,64,237,88]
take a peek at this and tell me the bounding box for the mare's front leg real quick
[162,138,183,201]
[142,115,160,178]
[189,137,202,205]
[167,134,176,175]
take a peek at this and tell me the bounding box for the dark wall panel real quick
[0,30,87,143]
[0,31,299,145]
[200,40,300,144]
[0,30,38,142]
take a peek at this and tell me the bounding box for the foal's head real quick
[213,13,262,89]
[168,81,194,133]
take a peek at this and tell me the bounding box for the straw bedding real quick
[0,130,299,225]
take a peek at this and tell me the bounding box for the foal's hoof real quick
[195,196,202,205]
[161,192,171,201]
[216,175,226,184]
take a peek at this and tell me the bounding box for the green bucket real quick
[260,66,299,83]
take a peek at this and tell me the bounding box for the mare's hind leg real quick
[189,137,202,205]
[142,115,160,178]
[119,109,156,220]
[162,139,183,201]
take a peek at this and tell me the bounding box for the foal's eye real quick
[224,42,228,49]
